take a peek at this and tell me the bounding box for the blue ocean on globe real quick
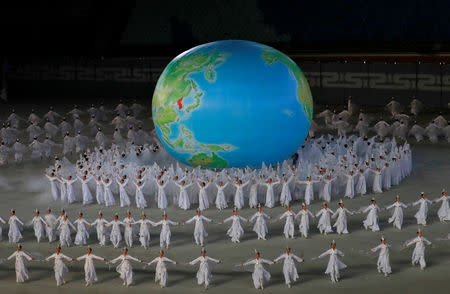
[152,40,313,168]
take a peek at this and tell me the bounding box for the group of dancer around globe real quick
[0,100,450,289]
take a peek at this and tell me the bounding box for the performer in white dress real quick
[74,247,107,287]
[154,212,178,248]
[147,250,177,288]
[44,208,58,243]
[175,180,193,210]
[317,240,346,283]
[105,214,124,248]
[221,207,247,243]
[433,189,450,222]
[7,209,24,243]
[278,205,296,239]
[109,247,142,287]
[31,209,46,243]
[7,244,34,283]
[74,212,90,246]
[133,212,156,249]
[413,192,433,225]
[404,229,432,270]
[273,247,304,288]
[316,203,334,234]
[215,181,228,210]
[362,198,381,232]
[386,195,408,230]
[263,178,280,208]
[117,178,131,207]
[197,180,211,211]
[57,214,76,247]
[368,236,391,276]
[45,245,73,286]
[188,248,221,289]
[332,200,354,234]
[91,211,108,246]
[122,210,136,247]
[295,203,315,238]
[249,204,271,240]
[184,209,212,246]
[241,250,272,290]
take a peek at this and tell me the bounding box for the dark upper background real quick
[2,0,450,56]
[1,0,450,108]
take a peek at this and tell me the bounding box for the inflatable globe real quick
[152,40,313,168]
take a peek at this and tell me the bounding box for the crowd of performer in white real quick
[40,133,413,211]
[0,192,449,288]
[2,230,438,289]
[1,97,450,166]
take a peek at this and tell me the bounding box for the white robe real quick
[413,198,432,225]
[250,211,270,239]
[103,181,116,206]
[123,217,136,247]
[406,236,431,268]
[7,251,33,283]
[80,178,93,205]
[135,184,147,208]
[107,220,123,248]
[197,183,210,211]
[31,216,46,242]
[110,254,141,286]
[118,180,131,207]
[77,253,105,284]
[243,258,272,289]
[434,196,450,220]
[223,215,247,243]
[44,213,58,242]
[370,244,391,274]
[8,215,24,243]
[316,208,334,234]
[215,183,228,210]
[189,256,220,287]
[154,219,178,248]
[332,207,353,234]
[185,215,211,245]
[74,218,90,246]
[363,204,380,231]
[279,211,296,238]
[134,219,155,248]
[58,219,76,246]
[176,183,193,210]
[295,209,314,238]
[274,253,304,285]
[91,218,108,246]
[233,182,248,210]
[157,182,168,209]
[45,253,72,285]
[387,201,407,229]
[264,182,279,208]
[318,248,346,281]
[147,256,177,287]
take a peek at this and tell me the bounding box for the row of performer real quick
[4,231,440,289]
[1,192,448,247]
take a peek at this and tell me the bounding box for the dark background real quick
[1,0,450,108]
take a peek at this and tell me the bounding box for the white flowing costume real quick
[243,258,272,289]
[189,255,220,287]
[274,253,304,285]
[45,252,73,286]
[7,250,33,283]
[147,256,177,287]
[223,214,247,243]
[318,248,346,282]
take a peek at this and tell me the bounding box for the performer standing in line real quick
[147,250,178,288]
[316,240,346,283]
[368,236,392,276]
[241,250,272,290]
[109,247,143,287]
[188,248,221,289]
[45,245,73,286]
[273,247,304,288]
[6,244,34,283]
[404,229,432,270]
[73,247,107,287]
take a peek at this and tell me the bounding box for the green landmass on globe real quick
[152,40,313,168]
